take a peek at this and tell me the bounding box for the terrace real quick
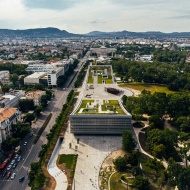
[76,99,126,115]
[87,65,113,84]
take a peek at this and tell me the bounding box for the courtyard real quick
[57,125,122,190]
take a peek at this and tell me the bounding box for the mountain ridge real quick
[0,27,190,38]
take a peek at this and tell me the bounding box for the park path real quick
[133,122,168,168]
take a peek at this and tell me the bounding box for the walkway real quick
[133,122,168,168]
[47,138,68,190]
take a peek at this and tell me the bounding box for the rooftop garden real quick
[76,99,126,115]
[87,65,113,84]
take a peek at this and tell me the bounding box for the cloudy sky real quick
[0,0,190,33]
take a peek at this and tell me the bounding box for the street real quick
[0,57,85,190]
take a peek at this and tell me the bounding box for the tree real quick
[113,156,127,172]
[149,115,164,129]
[1,85,10,93]
[152,144,166,158]
[19,99,34,112]
[12,122,30,139]
[34,106,43,116]
[1,137,20,152]
[122,130,137,152]
[24,113,35,124]
[132,176,149,190]
[9,73,18,85]
[40,95,48,107]
[122,95,127,106]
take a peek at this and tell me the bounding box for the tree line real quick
[112,59,190,91]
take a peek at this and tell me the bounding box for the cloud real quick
[169,14,190,19]
[1,0,190,33]
[90,20,106,24]
[23,0,78,10]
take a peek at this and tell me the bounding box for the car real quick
[12,163,17,169]
[7,164,12,171]
[14,154,19,159]
[6,172,11,179]
[23,142,27,146]
[17,156,21,162]
[19,176,25,182]
[11,159,15,165]
[10,173,16,179]
[1,170,7,178]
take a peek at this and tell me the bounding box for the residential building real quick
[0,71,11,85]
[47,67,65,86]
[0,107,21,146]
[0,90,23,108]
[23,90,46,106]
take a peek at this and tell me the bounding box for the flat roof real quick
[25,72,47,79]
[75,99,127,115]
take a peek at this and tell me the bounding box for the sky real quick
[0,0,190,34]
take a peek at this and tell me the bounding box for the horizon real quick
[0,0,190,34]
[0,27,190,34]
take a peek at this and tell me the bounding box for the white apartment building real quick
[0,70,11,85]
[0,107,21,146]
[0,90,23,108]
[25,60,73,86]
[47,67,65,86]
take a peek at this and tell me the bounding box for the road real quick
[0,57,86,190]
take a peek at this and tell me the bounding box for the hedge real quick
[33,113,52,144]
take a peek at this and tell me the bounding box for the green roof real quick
[76,99,126,115]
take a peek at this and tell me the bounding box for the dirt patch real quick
[99,149,127,190]
[42,165,56,190]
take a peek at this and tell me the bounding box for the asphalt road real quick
[0,57,86,190]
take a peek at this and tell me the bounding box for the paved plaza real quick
[58,125,122,190]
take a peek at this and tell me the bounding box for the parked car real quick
[17,156,22,162]
[6,172,11,179]
[14,154,19,159]
[7,164,12,171]
[19,176,25,182]
[10,173,16,179]
[1,170,7,178]
[11,159,15,165]
[12,163,17,169]
[23,142,27,146]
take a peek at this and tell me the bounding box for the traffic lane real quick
[3,135,46,190]
[1,63,81,189]
[0,133,35,188]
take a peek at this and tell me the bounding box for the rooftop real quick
[0,107,17,123]
[25,72,47,79]
[76,99,126,115]
[25,90,45,99]
[87,65,113,84]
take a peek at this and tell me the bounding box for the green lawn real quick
[98,75,102,84]
[76,99,126,114]
[105,78,113,84]
[88,76,93,84]
[119,83,179,94]
[78,100,94,108]
[59,154,78,178]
